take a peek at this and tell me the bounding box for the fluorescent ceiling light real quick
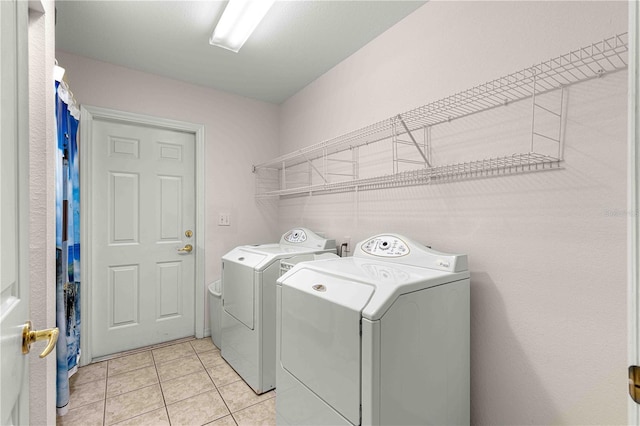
[210,0,275,53]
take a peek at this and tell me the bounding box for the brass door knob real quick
[22,321,59,358]
[177,244,193,253]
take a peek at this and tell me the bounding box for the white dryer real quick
[221,228,336,394]
[276,234,470,425]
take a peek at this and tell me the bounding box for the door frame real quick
[79,105,205,366]
[630,0,639,423]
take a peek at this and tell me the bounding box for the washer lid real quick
[280,268,374,425]
[223,244,333,272]
[278,256,469,321]
[221,247,267,269]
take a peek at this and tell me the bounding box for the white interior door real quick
[90,119,196,358]
[0,0,29,424]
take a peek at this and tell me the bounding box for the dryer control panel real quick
[283,229,307,243]
[279,228,336,250]
[354,233,468,273]
[361,235,409,257]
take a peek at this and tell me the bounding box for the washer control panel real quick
[361,235,410,257]
[355,233,468,272]
[283,229,307,243]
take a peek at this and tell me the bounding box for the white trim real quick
[79,105,206,366]
[630,0,639,423]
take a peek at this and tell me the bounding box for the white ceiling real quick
[55,1,426,104]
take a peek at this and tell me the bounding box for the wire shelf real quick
[256,152,562,198]
[254,33,628,198]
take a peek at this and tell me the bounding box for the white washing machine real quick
[221,228,336,394]
[276,234,470,425]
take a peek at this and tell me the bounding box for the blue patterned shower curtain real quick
[55,75,80,416]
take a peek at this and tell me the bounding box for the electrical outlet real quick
[218,213,230,226]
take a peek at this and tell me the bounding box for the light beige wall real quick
[278,1,628,424]
[28,1,57,424]
[55,50,281,335]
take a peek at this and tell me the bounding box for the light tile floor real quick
[56,338,276,426]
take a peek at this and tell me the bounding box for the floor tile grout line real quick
[105,352,157,399]
[104,382,161,424]
[209,375,244,391]
[149,349,174,426]
[68,362,109,388]
[151,348,170,420]
[103,359,110,426]
[195,348,222,361]
[229,392,277,415]
[200,354,238,419]
[226,409,240,426]
[216,380,277,415]
[163,405,171,426]
[160,371,216,407]
[63,379,106,412]
[92,337,197,363]
[154,345,210,425]
[152,344,200,372]
[66,339,276,426]
[104,406,170,426]
[163,347,230,426]
[107,363,156,381]
[200,356,230,370]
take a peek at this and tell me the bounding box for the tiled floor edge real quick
[92,337,197,363]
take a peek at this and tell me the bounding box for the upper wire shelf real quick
[254,33,628,198]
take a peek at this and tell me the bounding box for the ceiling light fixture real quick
[210,0,275,53]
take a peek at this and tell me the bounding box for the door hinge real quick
[629,366,640,404]
[359,319,362,336]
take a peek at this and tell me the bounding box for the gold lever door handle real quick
[22,321,59,358]
[177,244,193,253]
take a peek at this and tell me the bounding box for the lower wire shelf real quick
[256,152,562,198]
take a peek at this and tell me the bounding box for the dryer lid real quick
[224,242,336,272]
[221,247,267,269]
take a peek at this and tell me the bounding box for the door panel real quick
[108,173,140,245]
[109,172,139,244]
[159,176,182,240]
[92,120,196,357]
[157,261,182,318]
[0,0,29,424]
[109,265,138,327]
